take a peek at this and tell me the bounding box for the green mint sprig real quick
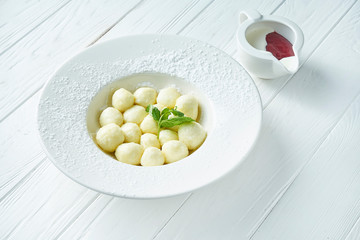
[145,105,194,137]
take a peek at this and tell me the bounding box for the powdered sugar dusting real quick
[38,35,261,198]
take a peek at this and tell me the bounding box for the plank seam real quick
[344,202,360,240]
[0,84,44,123]
[0,152,43,192]
[52,193,102,240]
[0,157,47,203]
[176,0,216,34]
[76,197,115,240]
[158,0,198,33]
[87,0,146,46]
[270,0,286,14]
[152,193,193,240]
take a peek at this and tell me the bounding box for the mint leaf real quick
[159,117,194,128]
[161,108,171,120]
[170,108,184,117]
[146,105,160,121]
[146,104,194,137]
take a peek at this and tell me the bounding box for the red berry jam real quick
[265,32,295,60]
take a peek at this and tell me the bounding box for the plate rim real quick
[37,33,263,199]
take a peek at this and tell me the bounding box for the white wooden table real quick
[1,0,360,239]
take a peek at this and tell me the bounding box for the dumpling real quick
[159,129,178,146]
[140,115,158,134]
[115,142,144,165]
[178,122,206,150]
[99,107,123,127]
[175,95,198,120]
[140,133,160,149]
[156,87,181,108]
[96,123,124,152]
[121,123,141,143]
[112,88,134,112]
[140,147,165,166]
[123,105,147,125]
[134,87,157,108]
[162,140,189,164]
[153,103,166,112]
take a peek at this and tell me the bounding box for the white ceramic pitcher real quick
[236,10,304,79]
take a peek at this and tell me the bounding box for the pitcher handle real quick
[239,9,262,24]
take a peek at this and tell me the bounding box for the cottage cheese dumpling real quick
[99,107,123,127]
[140,115,158,134]
[153,103,166,112]
[157,87,181,108]
[123,105,147,125]
[115,143,144,165]
[178,122,206,150]
[140,147,165,166]
[112,88,134,112]
[134,87,157,107]
[175,95,198,120]
[140,133,160,149]
[121,123,141,143]
[96,123,124,152]
[162,140,189,164]
[159,129,178,146]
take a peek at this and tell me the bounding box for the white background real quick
[1,0,360,239]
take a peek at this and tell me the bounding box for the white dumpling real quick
[96,123,124,152]
[123,105,147,125]
[178,122,206,150]
[153,103,166,112]
[140,133,160,149]
[175,95,198,120]
[140,115,158,134]
[115,142,144,165]
[162,140,189,164]
[140,147,165,166]
[159,129,178,146]
[157,87,181,108]
[99,107,123,127]
[134,87,157,108]
[121,123,141,143]
[112,88,134,112]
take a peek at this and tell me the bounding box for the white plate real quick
[37,34,262,199]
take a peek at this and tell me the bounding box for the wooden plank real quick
[0,0,70,55]
[153,1,360,239]
[0,0,143,122]
[252,93,360,240]
[0,92,46,197]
